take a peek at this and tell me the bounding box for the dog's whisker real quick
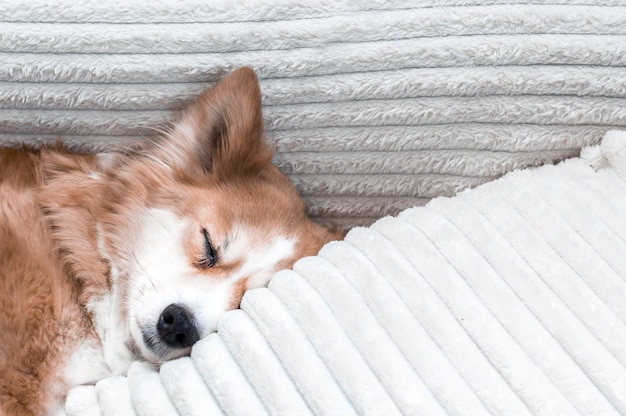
[129,252,160,292]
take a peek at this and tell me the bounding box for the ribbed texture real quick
[1,1,625,227]
[65,131,626,416]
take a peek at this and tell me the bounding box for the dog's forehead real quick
[175,184,300,229]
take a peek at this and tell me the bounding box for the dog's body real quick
[0,68,340,415]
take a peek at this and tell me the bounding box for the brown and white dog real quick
[0,67,341,415]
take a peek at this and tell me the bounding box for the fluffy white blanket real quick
[1,1,625,228]
[66,131,626,415]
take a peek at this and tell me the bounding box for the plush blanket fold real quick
[1,1,625,228]
[65,130,626,415]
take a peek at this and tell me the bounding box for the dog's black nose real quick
[157,304,200,348]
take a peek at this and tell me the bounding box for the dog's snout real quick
[157,303,200,348]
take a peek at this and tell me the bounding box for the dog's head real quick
[96,67,340,362]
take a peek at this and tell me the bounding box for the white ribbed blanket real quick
[65,131,626,415]
[1,1,626,228]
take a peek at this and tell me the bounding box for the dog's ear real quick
[157,67,273,179]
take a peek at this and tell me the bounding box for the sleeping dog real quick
[0,67,340,415]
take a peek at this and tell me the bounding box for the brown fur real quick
[0,67,342,415]
[0,149,94,415]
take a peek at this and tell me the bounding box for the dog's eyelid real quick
[198,227,218,269]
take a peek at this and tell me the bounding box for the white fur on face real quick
[222,227,296,289]
[125,208,295,362]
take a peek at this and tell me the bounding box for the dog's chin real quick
[128,319,190,364]
[140,329,192,363]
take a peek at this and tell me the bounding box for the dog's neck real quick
[62,224,138,387]
[92,224,139,370]
[62,298,136,390]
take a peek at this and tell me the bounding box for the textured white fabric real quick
[65,131,626,415]
[1,1,625,228]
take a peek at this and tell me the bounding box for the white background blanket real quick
[1,1,625,228]
[66,131,626,415]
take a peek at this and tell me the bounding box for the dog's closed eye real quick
[197,228,218,269]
